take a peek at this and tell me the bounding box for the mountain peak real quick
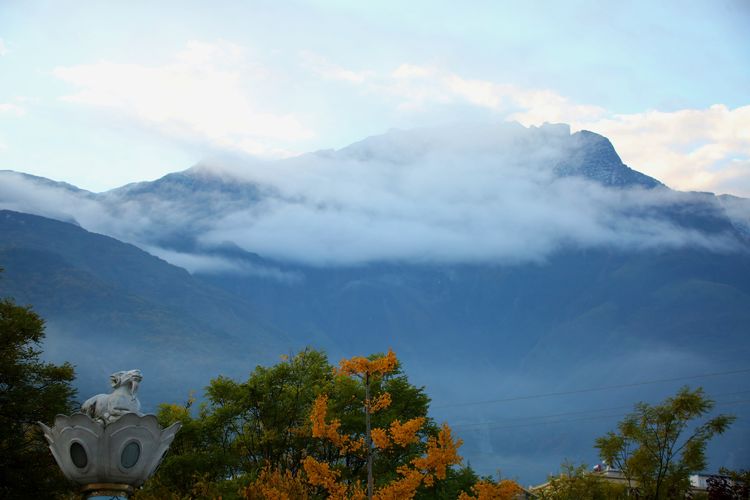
[334,123,662,189]
[555,130,663,189]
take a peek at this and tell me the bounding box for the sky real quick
[0,0,749,195]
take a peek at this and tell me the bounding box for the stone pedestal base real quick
[81,482,135,498]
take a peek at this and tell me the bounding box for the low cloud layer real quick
[1,124,745,271]
[142,245,303,283]
[194,125,742,265]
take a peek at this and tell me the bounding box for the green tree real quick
[139,348,479,499]
[140,349,337,498]
[706,467,750,499]
[135,393,237,499]
[533,462,627,500]
[0,289,78,499]
[595,386,735,499]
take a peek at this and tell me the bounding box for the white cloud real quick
[574,105,750,196]
[53,40,313,157]
[0,124,743,268]
[302,57,750,197]
[0,103,26,116]
[300,50,371,83]
[356,63,607,122]
[141,245,303,282]
[0,171,102,225]
[191,125,742,266]
[49,42,750,197]
[0,38,7,56]
[391,64,436,79]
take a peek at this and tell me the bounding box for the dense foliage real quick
[706,467,750,499]
[595,387,735,499]
[136,349,497,499]
[302,349,464,499]
[533,462,627,500]
[0,286,78,499]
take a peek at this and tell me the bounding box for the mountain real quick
[1,123,749,482]
[0,210,291,405]
[552,129,662,188]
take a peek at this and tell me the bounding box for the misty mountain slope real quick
[102,168,275,249]
[0,210,292,405]
[1,124,745,267]
[720,194,750,237]
[0,169,92,195]
[0,170,97,226]
[1,123,749,481]
[191,245,750,482]
[196,247,750,362]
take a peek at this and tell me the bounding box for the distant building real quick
[529,465,729,495]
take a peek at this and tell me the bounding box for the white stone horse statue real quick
[81,369,143,424]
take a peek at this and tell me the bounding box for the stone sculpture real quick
[39,369,181,498]
[81,369,143,424]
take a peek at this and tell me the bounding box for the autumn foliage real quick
[303,349,463,499]
[310,394,364,454]
[241,466,309,500]
[458,479,524,500]
[336,349,398,378]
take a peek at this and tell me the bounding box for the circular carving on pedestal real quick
[70,442,88,468]
[121,441,141,469]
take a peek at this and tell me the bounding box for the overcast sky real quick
[1,0,748,195]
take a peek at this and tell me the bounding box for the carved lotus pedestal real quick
[39,413,181,498]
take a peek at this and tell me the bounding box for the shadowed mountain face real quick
[0,210,290,406]
[1,123,749,483]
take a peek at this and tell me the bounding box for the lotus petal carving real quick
[39,413,181,487]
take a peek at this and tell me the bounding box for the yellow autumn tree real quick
[303,349,463,500]
[458,479,525,500]
[242,466,310,500]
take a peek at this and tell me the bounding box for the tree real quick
[0,290,78,499]
[533,462,627,500]
[595,386,735,499]
[706,467,750,500]
[335,348,400,497]
[303,349,464,500]
[134,393,237,499]
[139,348,493,499]
[458,478,524,500]
[202,348,335,476]
[139,349,335,498]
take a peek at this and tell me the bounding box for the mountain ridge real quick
[1,124,745,270]
[0,209,293,405]
[1,124,749,482]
